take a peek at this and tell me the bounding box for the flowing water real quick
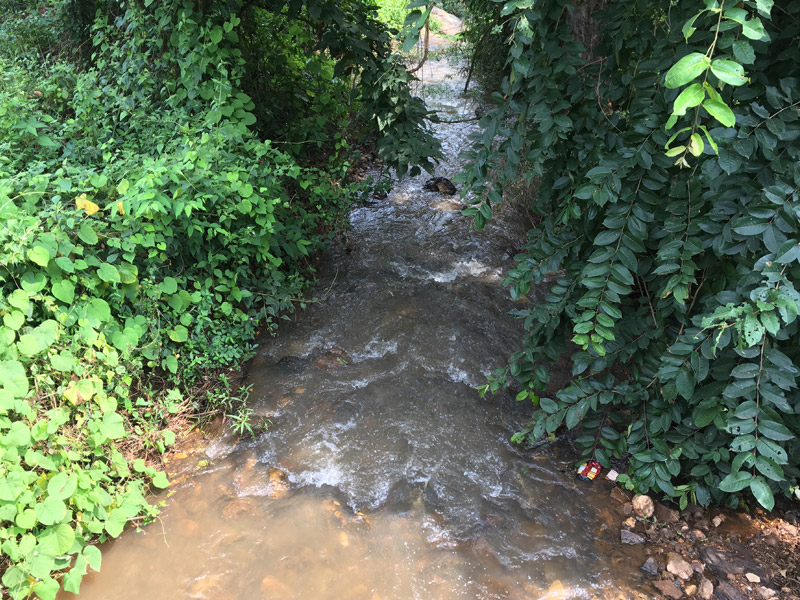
[68,61,652,600]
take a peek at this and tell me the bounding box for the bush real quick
[461,0,800,510]
[0,1,440,597]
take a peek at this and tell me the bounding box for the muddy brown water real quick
[68,62,652,600]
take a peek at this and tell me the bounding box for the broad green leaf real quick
[48,472,78,500]
[703,98,736,127]
[672,83,705,116]
[0,359,28,396]
[78,222,98,245]
[105,508,128,537]
[168,325,189,343]
[97,263,120,283]
[116,179,130,195]
[35,496,67,526]
[54,522,76,553]
[27,245,50,267]
[102,411,126,439]
[32,577,60,600]
[718,470,751,492]
[83,544,102,571]
[665,53,710,89]
[52,279,75,304]
[8,289,30,311]
[710,59,747,86]
[732,40,756,64]
[742,18,768,40]
[758,419,794,441]
[151,471,170,489]
[3,310,25,330]
[750,477,775,509]
[50,350,76,372]
[15,507,37,529]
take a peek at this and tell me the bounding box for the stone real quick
[623,502,633,516]
[642,557,660,576]
[621,530,645,544]
[633,494,655,518]
[757,587,776,599]
[745,573,761,583]
[268,468,290,499]
[691,560,705,574]
[623,516,637,529]
[611,487,629,504]
[653,579,683,600]
[655,501,681,524]
[714,582,746,600]
[692,529,707,541]
[712,514,726,527]
[260,576,292,598]
[698,579,713,600]
[685,585,697,596]
[667,553,694,580]
[699,547,766,582]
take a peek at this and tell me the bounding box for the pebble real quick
[745,572,761,583]
[684,584,697,596]
[698,578,713,600]
[621,530,645,544]
[712,514,726,527]
[623,517,637,529]
[667,553,694,580]
[633,494,655,518]
[641,557,659,576]
[757,587,776,599]
[653,579,683,600]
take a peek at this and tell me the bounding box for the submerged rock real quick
[423,177,457,195]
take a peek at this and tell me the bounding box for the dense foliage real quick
[458,0,800,511]
[0,1,439,597]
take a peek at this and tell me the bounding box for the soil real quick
[598,483,800,600]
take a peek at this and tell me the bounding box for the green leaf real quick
[97,263,120,284]
[742,17,768,40]
[48,472,78,500]
[27,245,51,267]
[718,470,751,492]
[160,277,178,295]
[665,53,710,89]
[78,222,98,245]
[732,40,756,64]
[168,325,189,343]
[52,279,75,304]
[54,522,76,553]
[749,476,774,509]
[703,99,736,127]
[32,577,60,600]
[116,179,130,195]
[151,471,170,489]
[4,310,25,330]
[102,412,126,440]
[35,496,67,526]
[83,544,102,571]
[50,350,76,372]
[710,59,747,86]
[105,508,128,537]
[672,83,705,116]
[758,419,794,441]
[0,360,28,396]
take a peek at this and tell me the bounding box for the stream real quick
[67,60,651,600]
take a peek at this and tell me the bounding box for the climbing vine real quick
[460,0,800,510]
